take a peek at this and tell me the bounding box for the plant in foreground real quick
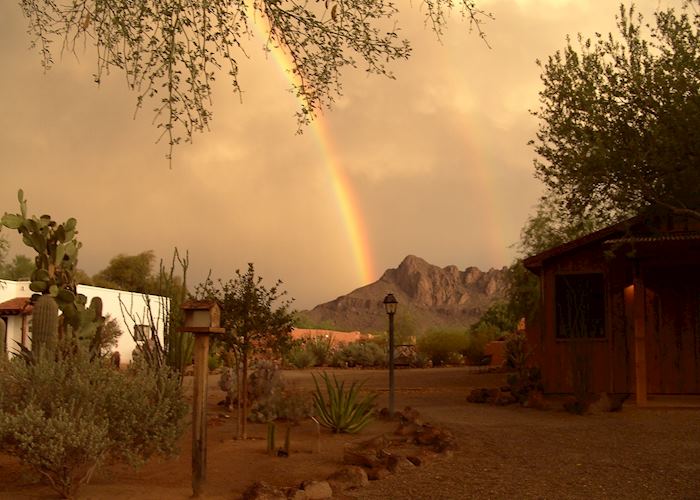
[312,372,376,434]
[0,346,187,499]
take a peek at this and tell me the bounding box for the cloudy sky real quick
[0,0,671,308]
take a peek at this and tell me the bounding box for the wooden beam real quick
[633,275,648,406]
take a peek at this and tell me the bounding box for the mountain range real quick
[300,255,508,332]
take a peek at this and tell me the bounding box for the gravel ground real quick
[1,367,699,499]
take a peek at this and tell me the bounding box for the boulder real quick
[242,481,287,500]
[327,466,369,493]
[300,480,333,500]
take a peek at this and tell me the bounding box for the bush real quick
[463,323,502,365]
[0,350,187,498]
[331,342,385,368]
[416,329,469,366]
[304,335,333,366]
[284,344,317,369]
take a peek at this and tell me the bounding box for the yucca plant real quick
[311,372,377,433]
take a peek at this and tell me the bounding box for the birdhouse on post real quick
[182,300,224,333]
[180,299,225,498]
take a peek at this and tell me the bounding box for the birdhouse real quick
[181,300,225,334]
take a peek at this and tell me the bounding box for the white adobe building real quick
[0,280,168,364]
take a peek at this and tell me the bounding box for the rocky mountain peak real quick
[302,255,508,332]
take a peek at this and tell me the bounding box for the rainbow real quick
[252,14,375,285]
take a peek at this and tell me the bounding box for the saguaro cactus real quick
[0,319,6,355]
[32,294,59,359]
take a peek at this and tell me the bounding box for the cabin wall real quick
[535,247,641,394]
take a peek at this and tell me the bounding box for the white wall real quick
[0,280,169,363]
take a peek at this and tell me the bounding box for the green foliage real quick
[248,362,312,424]
[471,302,516,334]
[284,342,318,369]
[304,335,333,366]
[312,372,377,434]
[0,254,36,280]
[196,263,295,359]
[0,348,187,499]
[92,251,156,293]
[17,1,489,160]
[416,328,469,366]
[1,191,105,353]
[503,331,542,405]
[1,190,81,314]
[531,1,700,220]
[463,323,501,365]
[331,341,385,368]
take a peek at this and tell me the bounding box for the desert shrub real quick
[304,335,334,366]
[284,343,318,369]
[0,349,187,499]
[331,342,385,368]
[312,372,376,433]
[416,328,469,366]
[504,331,528,371]
[463,323,502,365]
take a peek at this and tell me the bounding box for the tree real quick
[195,263,295,439]
[92,251,156,293]
[18,1,490,160]
[0,255,36,281]
[504,194,608,324]
[531,1,700,221]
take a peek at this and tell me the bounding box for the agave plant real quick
[311,372,377,433]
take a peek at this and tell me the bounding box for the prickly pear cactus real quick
[32,294,59,359]
[1,189,81,317]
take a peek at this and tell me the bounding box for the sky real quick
[0,0,672,309]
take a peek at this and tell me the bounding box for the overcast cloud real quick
[0,0,671,308]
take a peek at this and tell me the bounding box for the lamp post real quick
[181,300,225,498]
[383,293,398,416]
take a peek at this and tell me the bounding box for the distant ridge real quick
[301,255,508,332]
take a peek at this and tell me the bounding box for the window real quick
[555,273,605,339]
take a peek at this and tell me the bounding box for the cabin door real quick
[644,267,700,394]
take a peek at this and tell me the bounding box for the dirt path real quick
[1,367,699,499]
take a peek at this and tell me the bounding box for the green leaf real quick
[1,213,24,230]
[29,280,48,293]
[57,289,76,305]
[49,285,59,297]
[55,244,66,266]
[65,218,77,232]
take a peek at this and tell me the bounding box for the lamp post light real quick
[181,300,225,498]
[383,293,398,416]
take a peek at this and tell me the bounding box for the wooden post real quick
[388,311,396,416]
[180,300,224,498]
[633,275,648,406]
[192,333,210,497]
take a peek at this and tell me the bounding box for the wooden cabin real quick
[523,212,700,403]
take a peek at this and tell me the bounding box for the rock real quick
[400,406,422,424]
[466,388,491,403]
[300,480,332,500]
[285,488,307,500]
[302,256,508,332]
[242,481,287,500]
[343,448,380,468]
[327,466,369,493]
[367,467,391,481]
[395,422,421,436]
[387,455,415,474]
